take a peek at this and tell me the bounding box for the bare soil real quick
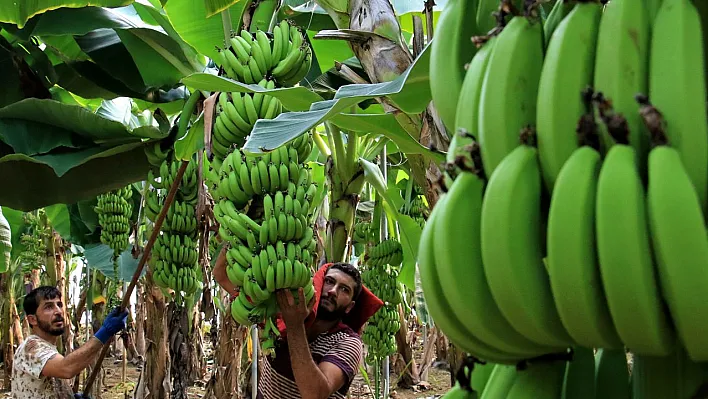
[1,338,451,399]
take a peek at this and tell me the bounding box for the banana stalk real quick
[322,124,366,263]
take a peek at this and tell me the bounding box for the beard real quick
[37,316,65,336]
[317,298,348,321]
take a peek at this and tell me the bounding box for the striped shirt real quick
[258,323,363,399]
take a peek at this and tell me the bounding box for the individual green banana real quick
[647,143,708,361]
[434,169,559,356]
[480,138,573,347]
[429,0,479,133]
[650,0,708,213]
[594,0,651,179]
[542,0,573,49]
[536,1,602,192]
[504,360,567,399]
[479,364,518,399]
[632,343,708,399]
[419,195,523,364]
[594,349,631,398]
[453,35,496,161]
[596,143,675,356]
[477,15,544,177]
[560,347,595,399]
[546,145,622,349]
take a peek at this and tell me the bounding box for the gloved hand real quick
[74,393,92,399]
[94,307,128,344]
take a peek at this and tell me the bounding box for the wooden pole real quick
[82,160,190,394]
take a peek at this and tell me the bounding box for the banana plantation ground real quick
[0,324,453,399]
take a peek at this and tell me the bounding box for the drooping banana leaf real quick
[0,207,12,273]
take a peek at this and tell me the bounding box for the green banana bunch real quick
[18,210,51,273]
[152,258,201,296]
[362,304,399,360]
[144,141,171,168]
[214,146,317,211]
[352,222,372,245]
[536,1,602,193]
[212,79,283,162]
[217,22,312,88]
[153,159,200,204]
[146,157,201,296]
[214,140,319,353]
[362,264,401,305]
[95,185,134,257]
[364,238,403,267]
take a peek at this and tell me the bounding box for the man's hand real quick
[94,307,129,344]
[276,288,315,327]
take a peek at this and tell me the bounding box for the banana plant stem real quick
[82,160,190,394]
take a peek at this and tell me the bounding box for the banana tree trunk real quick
[316,0,445,209]
[134,274,170,399]
[1,271,21,389]
[168,302,191,399]
[188,303,207,382]
[324,156,365,264]
[204,291,245,399]
[135,282,146,357]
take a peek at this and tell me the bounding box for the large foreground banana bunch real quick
[147,158,202,296]
[95,186,134,258]
[424,0,708,392]
[217,21,313,88]
[442,345,708,399]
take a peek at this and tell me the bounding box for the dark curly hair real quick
[24,286,61,316]
[328,262,363,301]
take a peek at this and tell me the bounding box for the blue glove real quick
[94,307,128,344]
[75,393,92,399]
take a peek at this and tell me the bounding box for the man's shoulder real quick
[14,335,57,363]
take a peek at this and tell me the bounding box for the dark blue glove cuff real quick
[94,327,112,344]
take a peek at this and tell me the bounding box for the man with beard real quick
[213,254,382,399]
[11,286,128,398]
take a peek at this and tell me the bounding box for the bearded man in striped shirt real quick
[214,252,383,399]
[259,262,365,399]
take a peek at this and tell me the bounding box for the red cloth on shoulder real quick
[275,263,384,336]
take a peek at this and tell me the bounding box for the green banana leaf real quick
[181,73,325,111]
[203,0,240,17]
[165,0,249,62]
[359,157,419,290]
[84,243,144,281]
[174,113,205,160]
[0,99,163,211]
[238,44,438,160]
[0,207,27,259]
[0,0,134,29]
